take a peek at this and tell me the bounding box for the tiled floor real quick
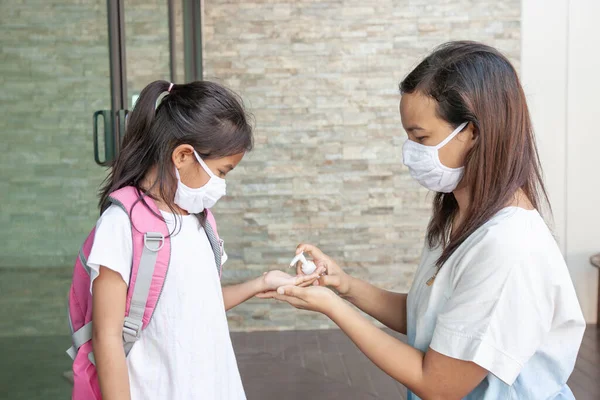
[232,327,600,400]
[232,329,407,400]
[568,324,600,400]
[2,327,596,399]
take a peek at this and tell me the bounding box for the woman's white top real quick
[406,207,585,399]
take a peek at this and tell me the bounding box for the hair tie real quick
[154,83,174,110]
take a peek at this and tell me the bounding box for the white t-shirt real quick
[406,207,585,400]
[87,205,246,400]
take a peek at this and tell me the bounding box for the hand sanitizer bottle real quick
[289,252,317,275]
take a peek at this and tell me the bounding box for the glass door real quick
[123,0,172,111]
[94,0,201,166]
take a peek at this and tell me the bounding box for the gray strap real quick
[78,247,91,276]
[122,232,164,356]
[66,346,77,360]
[68,306,75,335]
[200,213,221,272]
[66,321,93,360]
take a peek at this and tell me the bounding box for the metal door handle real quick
[93,109,128,166]
[117,109,129,145]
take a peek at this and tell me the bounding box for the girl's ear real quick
[172,144,195,170]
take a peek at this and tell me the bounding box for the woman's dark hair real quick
[399,41,549,268]
[98,80,253,218]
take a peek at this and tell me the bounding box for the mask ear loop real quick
[192,151,220,179]
[175,150,217,185]
[434,122,469,150]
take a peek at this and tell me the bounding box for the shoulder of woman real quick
[450,208,553,277]
[467,208,545,251]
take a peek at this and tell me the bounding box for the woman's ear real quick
[469,122,479,141]
[465,122,479,150]
[172,144,195,170]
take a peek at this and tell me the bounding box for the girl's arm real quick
[271,286,487,400]
[92,266,131,400]
[222,276,265,311]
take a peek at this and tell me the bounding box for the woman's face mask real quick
[402,122,469,193]
[174,151,227,213]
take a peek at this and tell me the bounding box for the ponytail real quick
[98,80,173,212]
[119,80,172,152]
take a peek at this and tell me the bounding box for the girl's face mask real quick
[174,151,226,213]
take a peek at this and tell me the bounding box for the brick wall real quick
[0,0,520,331]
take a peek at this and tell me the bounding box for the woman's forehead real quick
[400,93,440,130]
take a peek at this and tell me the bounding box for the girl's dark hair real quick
[399,41,549,268]
[98,80,253,217]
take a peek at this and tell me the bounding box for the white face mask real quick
[402,122,469,193]
[174,151,227,213]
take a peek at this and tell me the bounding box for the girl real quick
[88,80,320,399]
[261,41,586,399]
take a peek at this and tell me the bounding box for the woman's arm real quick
[331,297,486,399]
[293,244,408,334]
[344,277,408,334]
[92,266,131,400]
[273,286,487,400]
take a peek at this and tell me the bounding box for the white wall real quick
[522,0,600,323]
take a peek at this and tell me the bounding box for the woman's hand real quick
[295,244,353,296]
[258,285,342,316]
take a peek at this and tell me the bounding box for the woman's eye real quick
[416,136,426,143]
[218,170,226,177]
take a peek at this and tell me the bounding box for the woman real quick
[259,41,586,399]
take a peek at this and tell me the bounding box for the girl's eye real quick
[415,136,427,143]
[218,170,226,177]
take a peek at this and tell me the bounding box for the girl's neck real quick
[141,167,190,216]
[154,198,190,216]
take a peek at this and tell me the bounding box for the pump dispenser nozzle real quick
[289,252,317,275]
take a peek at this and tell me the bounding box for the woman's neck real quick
[452,186,471,232]
[451,186,534,232]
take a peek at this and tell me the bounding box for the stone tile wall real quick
[202,0,521,330]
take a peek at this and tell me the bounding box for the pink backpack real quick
[66,186,223,399]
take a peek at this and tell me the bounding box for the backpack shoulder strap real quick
[201,209,224,278]
[108,186,171,354]
[204,209,220,241]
